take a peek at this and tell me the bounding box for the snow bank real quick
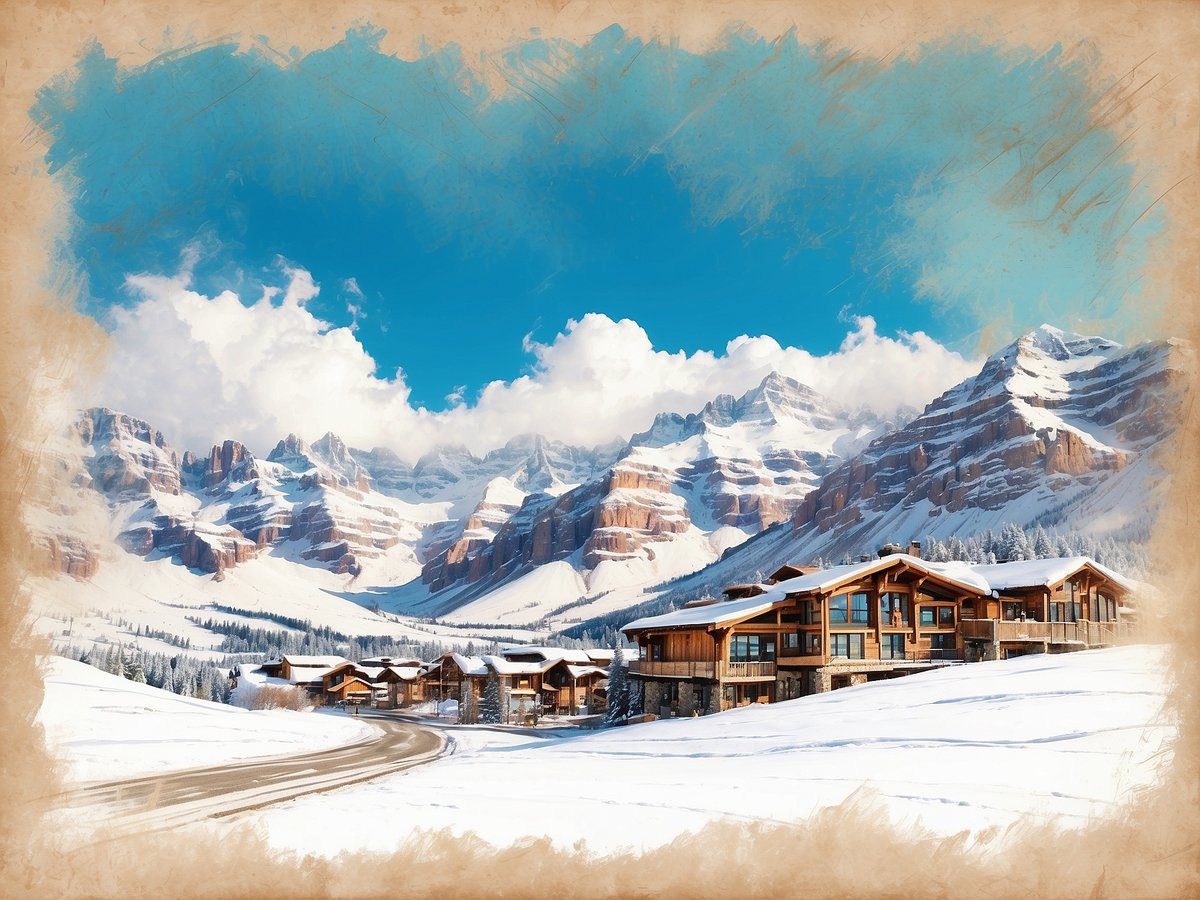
[251,645,1173,856]
[38,657,377,784]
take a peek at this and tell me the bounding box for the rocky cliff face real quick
[78,408,182,498]
[419,372,878,597]
[789,326,1187,551]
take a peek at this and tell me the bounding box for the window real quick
[784,632,799,650]
[802,600,821,625]
[1003,602,1022,621]
[882,633,906,660]
[1049,603,1060,623]
[850,592,869,624]
[648,637,665,661]
[880,592,909,626]
[928,633,955,651]
[829,594,848,624]
[829,633,864,659]
[938,606,955,627]
[804,633,822,655]
[919,607,936,626]
[730,635,776,663]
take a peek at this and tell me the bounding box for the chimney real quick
[878,542,904,558]
[908,541,922,559]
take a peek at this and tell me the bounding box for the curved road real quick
[59,717,447,837]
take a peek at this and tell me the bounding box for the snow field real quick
[37,657,378,784]
[246,645,1173,857]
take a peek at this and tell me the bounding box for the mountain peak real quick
[1014,324,1121,364]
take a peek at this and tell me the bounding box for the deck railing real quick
[721,661,777,679]
[630,660,779,680]
[960,618,1129,646]
[631,660,717,679]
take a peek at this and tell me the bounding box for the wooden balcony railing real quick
[721,661,777,679]
[960,619,1130,646]
[631,660,717,679]
[630,660,778,680]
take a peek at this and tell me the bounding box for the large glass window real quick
[829,594,848,624]
[802,600,821,625]
[938,606,955,627]
[881,634,906,660]
[880,592,909,626]
[804,633,822,655]
[919,607,936,626]
[829,633,864,659]
[730,635,776,663]
[784,632,799,650]
[929,633,955,652]
[850,592,870,624]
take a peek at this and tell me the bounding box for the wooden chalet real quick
[419,653,488,705]
[320,662,377,705]
[373,664,426,709]
[622,552,1136,716]
[279,654,350,695]
[498,647,609,715]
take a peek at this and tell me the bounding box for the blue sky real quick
[30,25,1163,446]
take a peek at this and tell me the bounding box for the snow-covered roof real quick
[769,554,991,597]
[500,646,593,665]
[482,655,552,676]
[384,665,423,682]
[565,664,608,680]
[282,654,348,668]
[286,666,337,685]
[960,556,1137,593]
[448,653,488,676]
[624,592,787,631]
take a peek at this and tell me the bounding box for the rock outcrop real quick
[790,326,1184,546]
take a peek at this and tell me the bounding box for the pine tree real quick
[460,680,479,725]
[480,672,503,724]
[1032,525,1054,559]
[604,642,629,726]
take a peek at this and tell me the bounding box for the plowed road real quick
[57,717,447,837]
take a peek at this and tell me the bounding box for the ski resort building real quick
[622,551,1135,716]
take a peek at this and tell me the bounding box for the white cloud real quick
[86,265,981,463]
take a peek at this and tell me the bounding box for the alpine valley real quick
[25,326,1191,644]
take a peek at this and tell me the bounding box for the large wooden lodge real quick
[621,545,1135,717]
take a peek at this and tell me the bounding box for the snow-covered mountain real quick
[642,325,1190,609]
[26,325,1188,638]
[403,373,888,621]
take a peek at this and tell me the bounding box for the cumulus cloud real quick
[86,265,981,463]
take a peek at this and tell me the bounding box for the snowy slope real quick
[242,645,1171,856]
[37,657,377,784]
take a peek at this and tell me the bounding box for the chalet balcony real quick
[960,618,1129,646]
[721,661,777,681]
[630,660,777,681]
[631,659,717,679]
